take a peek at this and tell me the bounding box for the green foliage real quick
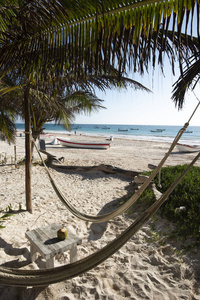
[135,188,156,211]
[6,203,13,212]
[0,203,23,228]
[153,165,200,244]
[124,188,156,216]
[127,165,200,247]
[0,106,16,144]
[0,208,13,229]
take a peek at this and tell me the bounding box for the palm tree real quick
[1,71,150,154]
[0,0,199,212]
[0,76,19,143]
[0,1,199,91]
[28,90,106,156]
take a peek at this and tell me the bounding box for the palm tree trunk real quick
[24,85,32,213]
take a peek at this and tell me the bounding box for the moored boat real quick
[118,129,128,131]
[176,143,200,153]
[151,129,165,132]
[57,138,110,149]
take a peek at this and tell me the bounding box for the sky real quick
[75,7,200,127]
[75,63,200,126]
[16,62,200,127]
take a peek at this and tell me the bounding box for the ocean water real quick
[15,123,200,145]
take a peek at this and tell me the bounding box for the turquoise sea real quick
[15,123,200,145]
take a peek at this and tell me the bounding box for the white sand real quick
[0,133,200,299]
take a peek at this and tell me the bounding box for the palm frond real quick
[0,0,199,85]
[0,107,16,144]
[172,55,200,108]
[165,32,200,107]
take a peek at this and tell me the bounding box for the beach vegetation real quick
[154,165,200,245]
[0,213,12,229]
[122,165,200,248]
[128,189,156,215]
[0,202,24,229]
[138,165,200,247]
[17,157,45,166]
[145,229,166,247]
[0,209,13,229]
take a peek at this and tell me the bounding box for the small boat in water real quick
[176,143,200,153]
[118,129,128,132]
[57,138,110,149]
[151,129,165,132]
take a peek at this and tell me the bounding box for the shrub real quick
[153,165,200,244]
[123,187,156,216]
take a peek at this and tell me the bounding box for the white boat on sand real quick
[57,138,110,149]
[176,143,200,153]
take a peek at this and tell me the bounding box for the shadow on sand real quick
[42,163,137,242]
[88,197,122,241]
[0,237,52,299]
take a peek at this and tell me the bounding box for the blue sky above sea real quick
[71,58,200,127]
[16,62,200,128]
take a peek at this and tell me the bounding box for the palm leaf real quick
[165,32,200,107]
[172,56,200,108]
[0,0,199,83]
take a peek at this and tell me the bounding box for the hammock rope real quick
[51,98,198,222]
[0,102,199,286]
[34,120,189,223]
[0,150,200,286]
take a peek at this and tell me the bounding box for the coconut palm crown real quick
[0,0,199,107]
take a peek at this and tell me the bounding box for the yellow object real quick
[57,228,68,240]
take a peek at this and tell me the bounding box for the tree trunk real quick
[24,85,32,213]
[31,131,40,158]
[31,139,35,158]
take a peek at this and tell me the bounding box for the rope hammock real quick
[0,102,199,286]
[35,121,189,223]
[0,151,200,286]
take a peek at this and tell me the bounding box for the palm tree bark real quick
[24,85,32,213]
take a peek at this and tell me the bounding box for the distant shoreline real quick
[16,125,200,146]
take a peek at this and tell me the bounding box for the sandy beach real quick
[0,132,200,299]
